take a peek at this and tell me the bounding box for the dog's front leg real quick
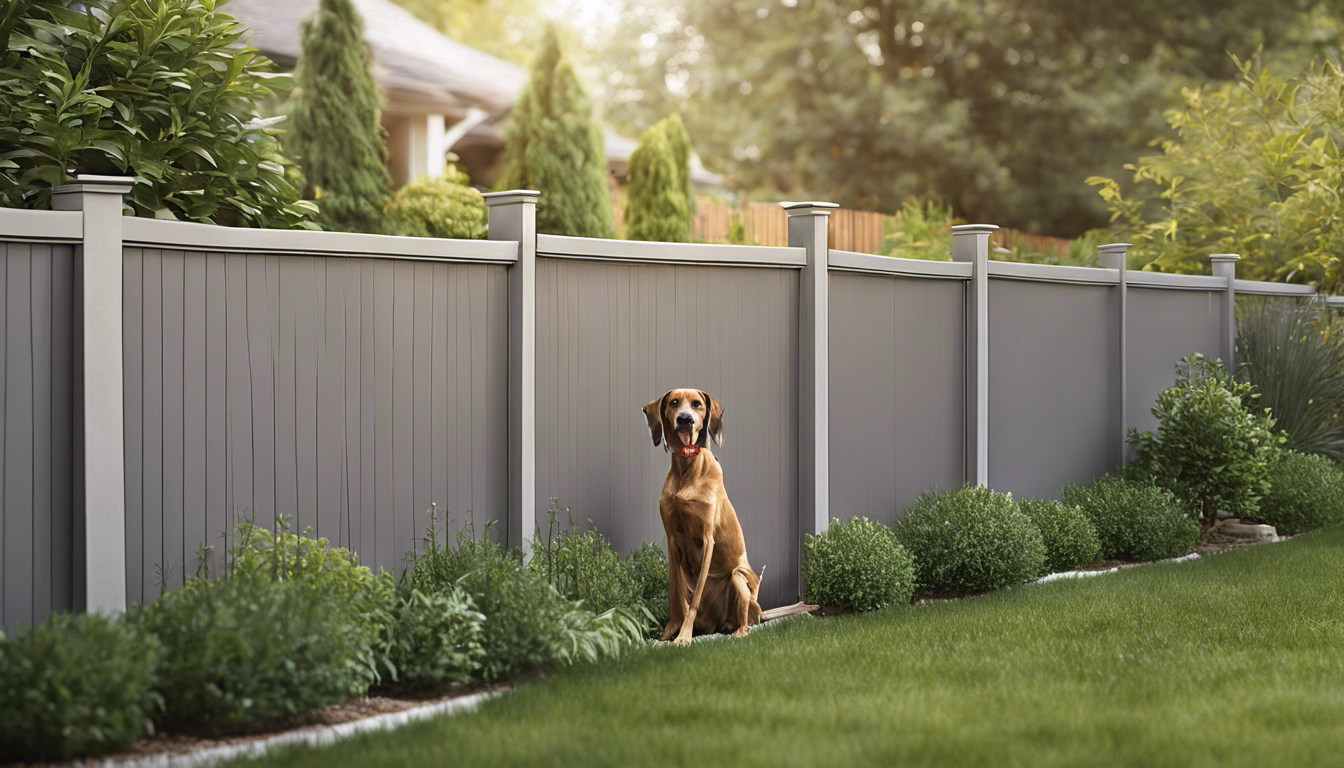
[674,531,715,646]
[662,536,690,641]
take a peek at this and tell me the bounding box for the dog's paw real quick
[673,633,693,647]
[732,626,750,639]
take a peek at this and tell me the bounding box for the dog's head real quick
[642,388,724,454]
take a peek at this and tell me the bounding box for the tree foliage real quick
[1090,58,1344,292]
[625,119,691,242]
[601,0,1339,235]
[289,0,391,233]
[498,26,615,238]
[0,0,315,227]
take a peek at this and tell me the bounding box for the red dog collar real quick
[680,445,701,458]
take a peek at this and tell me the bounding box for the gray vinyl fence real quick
[0,176,1329,631]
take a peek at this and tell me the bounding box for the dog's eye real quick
[670,399,679,406]
[692,400,702,408]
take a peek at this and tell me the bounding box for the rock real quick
[1213,519,1279,542]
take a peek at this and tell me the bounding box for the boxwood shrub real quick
[1257,450,1344,535]
[627,541,671,631]
[802,516,916,611]
[0,612,159,761]
[1060,476,1199,562]
[893,486,1046,594]
[379,585,485,691]
[1018,498,1101,574]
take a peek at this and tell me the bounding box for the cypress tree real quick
[625,124,690,242]
[498,26,615,238]
[659,113,697,217]
[289,0,390,233]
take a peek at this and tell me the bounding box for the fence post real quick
[784,202,836,557]
[951,224,997,487]
[51,175,133,615]
[1098,243,1131,464]
[1210,254,1240,373]
[484,190,539,556]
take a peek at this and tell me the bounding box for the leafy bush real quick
[1061,477,1200,561]
[879,199,955,261]
[1237,299,1344,460]
[627,542,670,631]
[1128,354,1283,523]
[625,118,692,242]
[802,516,916,611]
[0,0,315,227]
[531,504,638,615]
[379,585,485,691]
[383,168,488,239]
[1257,450,1344,535]
[1018,498,1101,574]
[0,612,159,761]
[402,517,644,683]
[1088,57,1344,292]
[138,575,376,731]
[893,486,1046,594]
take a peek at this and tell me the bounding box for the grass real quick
[229,527,1344,768]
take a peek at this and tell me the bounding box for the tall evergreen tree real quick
[625,124,690,242]
[498,26,615,238]
[289,0,390,233]
[659,113,697,218]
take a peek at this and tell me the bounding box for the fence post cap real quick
[52,175,135,196]
[950,224,999,235]
[780,201,839,215]
[1097,242,1132,252]
[482,190,540,206]
[1208,253,1241,262]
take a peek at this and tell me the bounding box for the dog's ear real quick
[701,390,724,447]
[642,393,670,450]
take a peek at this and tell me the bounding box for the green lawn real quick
[231,527,1344,768]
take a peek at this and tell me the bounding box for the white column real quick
[1210,254,1240,373]
[1099,243,1131,463]
[951,224,997,487]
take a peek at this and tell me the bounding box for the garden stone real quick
[1214,519,1280,542]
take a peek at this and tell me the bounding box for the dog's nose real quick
[676,413,694,427]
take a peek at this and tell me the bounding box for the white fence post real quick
[484,190,539,555]
[51,175,133,615]
[784,202,836,557]
[1210,254,1240,373]
[951,224,997,487]
[1098,243,1131,463]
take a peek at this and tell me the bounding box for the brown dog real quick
[642,389,762,645]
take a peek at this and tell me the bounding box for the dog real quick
[642,389,762,645]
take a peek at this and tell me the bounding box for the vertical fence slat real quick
[161,251,185,592]
[5,243,34,627]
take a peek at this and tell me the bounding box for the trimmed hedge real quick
[1061,477,1199,562]
[1257,450,1344,535]
[893,486,1046,594]
[0,612,159,761]
[802,516,917,611]
[1018,498,1101,574]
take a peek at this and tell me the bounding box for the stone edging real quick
[76,690,501,768]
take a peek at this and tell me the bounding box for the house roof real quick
[222,0,526,114]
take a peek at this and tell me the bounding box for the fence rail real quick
[1,177,1337,630]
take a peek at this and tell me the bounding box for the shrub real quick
[403,517,644,683]
[802,516,916,611]
[893,486,1046,594]
[625,118,691,242]
[0,0,315,227]
[627,542,670,631]
[0,613,159,761]
[384,168,488,239]
[531,504,638,615]
[138,575,376,731]
[1018,498,1101,574]
[1061,477,1200,561]
[1257,450,1344,535]
[496,25,615,238]
[289,0,391,232]
[379,585,485,691]
[1237,299,1344,460]
[1128,354,1283,523]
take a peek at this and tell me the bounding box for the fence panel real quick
[1126,287,1224,436]
[829,271,965,524]
[535,255,801,607]
[121,249,508,601]
[988,278,1121,499]
[1,241,77,632]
